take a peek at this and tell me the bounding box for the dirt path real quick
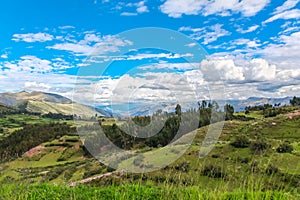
[68,170,125,187]
[285,110,300,119]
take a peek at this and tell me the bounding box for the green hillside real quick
[25,100,102,116]
[0,91,104,117]
[1,104,300,199]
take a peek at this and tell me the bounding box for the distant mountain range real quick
[0,91,294,117]
[226,96,292,112]
[98,97,293,116]
[0,91,111,117]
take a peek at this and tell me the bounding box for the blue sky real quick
[0,0,300,106]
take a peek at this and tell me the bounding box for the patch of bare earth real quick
[68,170,126,187]
[24,145,44,157]
[285,110,300,119]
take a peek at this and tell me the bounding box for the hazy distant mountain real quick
[97,102,199,117]
[0,91,72,106]
[0,91,293,117]
[97,97,293,116]
[0,91,111,117]
[226,97,292,112]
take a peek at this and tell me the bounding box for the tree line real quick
[0,123,76,162]
[81,101,235,156]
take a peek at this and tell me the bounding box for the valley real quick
[1,92,300,199]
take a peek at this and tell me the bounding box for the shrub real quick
[250,139,269,154]
[174,162,190,172]
[65,138,79,143]
[231,135,250,148]
[201,165,225,178]
[43,168,65,181]
[106,166,115,172]
[276,143,294,153]
[265,165,279,175]
[83,168,103,179]
[64,167,77,181]
[57,157,67,162]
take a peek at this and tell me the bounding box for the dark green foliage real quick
[63,167,77,181]
[250,139,269,154]
[81,103,229,155]
[83,112,197,152]
[57,157,67,162]
[106,166,115,173]
[263,108,282,118]
[65,138,79,143]
[174,162,190,172]
[290,96,300,106]
[233,115,255,121]
[43,167,65,181]
[201,165,225,178]
[132,116,151,126]
[56,148,79,162]
[0,123,76,162]
[245,104,286,118]
[83,167,104,179]
[276,143,294,153]
[265,165,279,175]
[245,104,273,111]
[42,112,73,120]
[231,135,250,148]
[224,104,234,120]
[175,104,182,116]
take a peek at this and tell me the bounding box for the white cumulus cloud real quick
[47,34,132,56]
[246,58,276,81]
[264,9,300,24]
[273,0,300,14]
[179,24,231,45]
[237,25,259,34]
[200,57,245,82]
[12,32,54,42]
[160,0,270,18]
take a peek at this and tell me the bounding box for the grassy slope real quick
[1,108,300,198]
[26,100,101,116]
[0,114,63,138]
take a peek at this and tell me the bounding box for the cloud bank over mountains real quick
[0,0,300,105]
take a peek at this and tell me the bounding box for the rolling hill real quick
[1,105,300,195]
[0,91,110,117]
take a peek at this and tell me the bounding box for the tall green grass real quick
[0,183,295,200]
